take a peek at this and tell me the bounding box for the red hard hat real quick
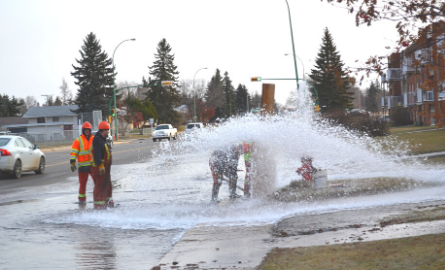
[82,121,92,129]
[98,121,110,130]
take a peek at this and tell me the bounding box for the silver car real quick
[0,135,46,179]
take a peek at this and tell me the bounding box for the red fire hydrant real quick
[296,156,317,182]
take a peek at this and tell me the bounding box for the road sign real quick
[161,81,173,86]
[149,118,154,125]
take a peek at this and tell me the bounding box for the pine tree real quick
[235,84,251,115]
[251,91,261,109]
[144,38,180,124]
[204,69,225,114]
[365,79,380,112]
[0,94,23,117]
[71,32,115,117]
[222,71,236,117]
[309,28,354,112]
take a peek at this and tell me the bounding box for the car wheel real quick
[168,135,171,141]
[12,159,22,179]
[173,134,177,140]
[153,138,156,142]
[35,157,45,174]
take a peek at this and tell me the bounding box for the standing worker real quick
[91,121,114,209]
[70,121,94,205]
[242,142,253,198]
[209,144,243,202]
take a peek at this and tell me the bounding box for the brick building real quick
[382,22,445,125]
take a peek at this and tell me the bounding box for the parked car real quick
[0,135,45,179]
[91,131,113,148]
[184,122,204,135]
[152,124,177,142]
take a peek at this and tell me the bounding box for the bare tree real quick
[24,95,38,109]
[179,79,207,121]
[59,78,72,105]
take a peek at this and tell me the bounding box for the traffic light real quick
[111,109,115,116]
[251,77,261,82]
[314,105,320,112]
[108,115,112,123]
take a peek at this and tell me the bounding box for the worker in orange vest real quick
[91,121,113,209]
[70,121,94,205]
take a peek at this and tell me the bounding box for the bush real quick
[324,109,389,137]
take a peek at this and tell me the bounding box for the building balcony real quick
[381,96,403,108]
[407,92,417,105]
[386,68,403,81]
[415,49,432,65]
[402,58,415,74]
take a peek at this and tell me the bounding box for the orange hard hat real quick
[82,121,92,129]
[98,121,110,130]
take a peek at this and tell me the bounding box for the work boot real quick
[78,201,86,209]
[211,183,221,202]
[106,200,115,208]
[229,179,241,199]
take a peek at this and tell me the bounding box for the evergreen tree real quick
[235,84,251,115]
[71,32,115,117]
[309,28,354,112]
[143,38,180,125]
[251,91,261,109]
[365,79,380,112]
[54,96,63,106]
[204,69,225,116]
[222,71,236,117]
[0,94,23,117]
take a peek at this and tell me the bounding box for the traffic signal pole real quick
[284,0,299,91]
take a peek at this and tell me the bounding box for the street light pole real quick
[284,0,299,91]
[285,53,304,79]
[112,38,135,141]
[192,67,207,122]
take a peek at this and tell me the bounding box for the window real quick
[20,138,34,149]
[0,138,11,147]
[53,117,59,122]
[14,138,25,148]
[37,117,45,123]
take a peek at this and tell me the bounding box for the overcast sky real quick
[0,0,398,105]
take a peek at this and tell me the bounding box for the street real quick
[0,138,158,197]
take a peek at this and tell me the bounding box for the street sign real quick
[149,118,154,125]
[161,81,173,86]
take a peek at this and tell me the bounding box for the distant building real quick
[2,105,79,133]
[383,22,445,125]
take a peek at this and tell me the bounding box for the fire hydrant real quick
[296,156,317,182]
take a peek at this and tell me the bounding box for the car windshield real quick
[155,125,169,130]
[0,138,11,147]
[186,124,196,129]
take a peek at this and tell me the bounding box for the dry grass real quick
[273,177,431,203]
[392,129,445,154]
[389,126,438,134]
[260,233,445,270]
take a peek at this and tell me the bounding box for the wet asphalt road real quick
[0,138,159,198]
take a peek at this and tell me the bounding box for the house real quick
[0,117,28,132]
[383,21,445,125]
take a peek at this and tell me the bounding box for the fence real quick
[10,130,79,147]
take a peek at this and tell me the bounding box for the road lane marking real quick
[46,145,156,167]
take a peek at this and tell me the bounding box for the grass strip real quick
[389,126,438,134]
[260,233,445,270]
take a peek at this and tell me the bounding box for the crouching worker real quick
[91,121,114,209]
[209,144,243,202]
[296,156,317,182]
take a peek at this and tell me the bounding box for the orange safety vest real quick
[70,134,94,168]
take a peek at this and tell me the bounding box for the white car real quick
[152,124,178,142]
[184,122,204,135]
[0,135,46,179]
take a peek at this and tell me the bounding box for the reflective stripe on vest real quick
[72,136,92,167]
[243,143,252,162]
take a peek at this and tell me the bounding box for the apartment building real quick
[382,22,445,125]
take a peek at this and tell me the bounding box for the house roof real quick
[0,117,28,130]
[22,105,79,118]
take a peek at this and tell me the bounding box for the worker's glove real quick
[70,160,77,172]
[99,163,105,175]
